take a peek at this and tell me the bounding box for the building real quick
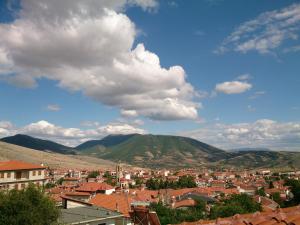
[0,160,47,190]
[76,182,115,195]
[60,196,130,225]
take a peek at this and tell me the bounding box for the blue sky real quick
[0,0,299,149]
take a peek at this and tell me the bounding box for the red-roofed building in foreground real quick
[0,160,47,190]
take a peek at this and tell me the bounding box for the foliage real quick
[284,179,300,206]
[256,187,266,197]
[103,171,116,186]
[44,182,56,189]
[150,200,206,225]
[269,181,274,189]
[87,170,100,178]
[270,192,283,207]
[146,176,196,190]
[210,194,261,219]
[56,177,64,185]
[0,184,60,225]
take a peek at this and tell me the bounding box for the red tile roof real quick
[177,205,300,225]
[76,182,114,192]
[0,160,45,171]
[174,199,196,209]
[89,193,132,217]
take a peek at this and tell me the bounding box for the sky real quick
[0,0,299,150]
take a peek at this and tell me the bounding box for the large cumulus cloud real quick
[0,0,199,120]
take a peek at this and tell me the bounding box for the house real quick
[76,182,115,195]
[89,193,133,218]
[129,206,161,225]
[177,205,300,225]
[0,160,47,190]
[60,196,130,225]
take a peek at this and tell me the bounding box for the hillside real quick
[76,134,137,150]
[78,134,300,169]
[1,134,75,154]
[78,134,232,168]
[2,133,300,170]
[217,150,300,169]
[0,141,115,169]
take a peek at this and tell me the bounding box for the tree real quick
[56,177,64,185]
[150,200,206,225]
[284,179,300,206]
[177,176,197,188]
[271,192,283,207]
[87,170,100,178]
[256,187,266,197]
[269,181,274,189]
[146,176,197,190]
[210,194,261,219]
[0,184,60,225]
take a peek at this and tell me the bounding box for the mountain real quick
[229,148,273,152]
[0,134,75,154]
[217,150,300,169]
[0,141,115,169]
[76,134,137,150]
[3,133,300,170]
[78,134,300,169]
[78,134,232,168]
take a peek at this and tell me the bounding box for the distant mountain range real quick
[0,134,76,154]
[1,133,300,169]
[229,148,274,152]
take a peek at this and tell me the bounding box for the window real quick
[32,171,36,176]
[38,170,42,176]
[14,184,18,190]
[21,183,25,189]
[7,172,11,178]
[0,173,4,178]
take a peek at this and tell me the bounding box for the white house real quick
[0,160,47,190]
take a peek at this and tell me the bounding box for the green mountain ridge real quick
[0,134,76,154]
[1,133,300,169]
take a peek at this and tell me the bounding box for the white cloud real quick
[215,81,252,94]
[247,105,256,112]
[179,119,300,151]
[216,3,300,54]
[236,74,251,81]
[0,0,199,121]
[0,120,146,146]
[168,1,178,8]
[0,121,14,137]
[46,104,61,111]
[249,91,266,100]
[283,45,300,53]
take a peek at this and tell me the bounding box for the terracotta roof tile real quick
[76,182,114,192]
[0,160,45,171]
[89,193,132,217]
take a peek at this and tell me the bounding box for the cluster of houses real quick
[1,160,300,225]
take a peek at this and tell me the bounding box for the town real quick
[1,159,300,224]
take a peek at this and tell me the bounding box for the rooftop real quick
[0,160,46,171]
[60,205,122,224]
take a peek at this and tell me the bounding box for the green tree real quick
[87,170,100,178]
[150,200,206,225]
[177,176,197,188]
[210,194,261,219]
[269,181,274,189]
[284,179,300,206]
[0,184,60,225]
[256,187,266,197]
[271,192,283,207]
